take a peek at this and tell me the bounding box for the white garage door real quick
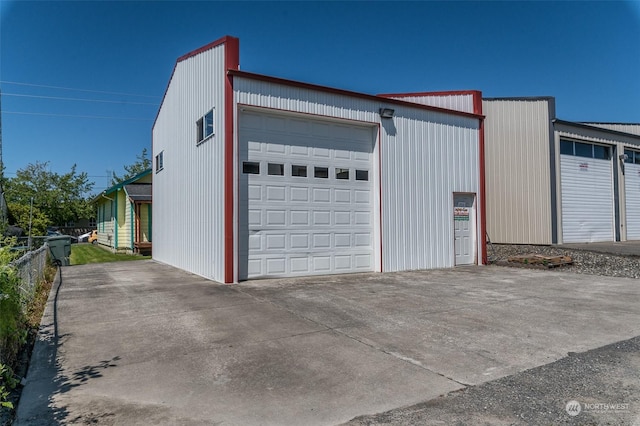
[238,111,375,280]
[624,150,640,240]
[560,140,614,243]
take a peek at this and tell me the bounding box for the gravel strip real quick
[345,336,640,426]
[488,244,640,279]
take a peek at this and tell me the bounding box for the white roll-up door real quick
[560,140,614,243]
[624,151,640,240]
[238,110,375,279]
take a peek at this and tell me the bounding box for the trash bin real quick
[47,235,71,266]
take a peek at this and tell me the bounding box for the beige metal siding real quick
[153,43,227,282]
[583,123,640,136]
[483,99,552,244]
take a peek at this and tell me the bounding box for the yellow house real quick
[94,169,152,254]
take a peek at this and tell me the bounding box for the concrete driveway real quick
[15,261,640,425]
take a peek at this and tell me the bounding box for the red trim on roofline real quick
[228,70,483,120]
[224,37,240,284]
[153,36,238,131]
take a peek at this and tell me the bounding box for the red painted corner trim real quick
[475,91,487,265]
[224,37,240,284]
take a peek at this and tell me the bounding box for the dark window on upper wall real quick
[355,170,369,181]
[155,151,164,172]
[243,162,260,174]
[336,168,349,180]
[574,142,592,158]
[560,140,574,155]
[268,163,284,176]
[291,165,307,177]
[625,150,634,163]
[314,167,328,178]
[635,153,640,165]
[593,145,610,160]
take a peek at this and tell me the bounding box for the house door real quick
[454,193,476,265]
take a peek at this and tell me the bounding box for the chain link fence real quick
[11,245,50,306]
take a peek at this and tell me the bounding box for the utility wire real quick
[4,111,153,121]
[2,92,158,106]
[0,80,161,99]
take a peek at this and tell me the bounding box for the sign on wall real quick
[454,207,470,221]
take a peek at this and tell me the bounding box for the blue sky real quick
[1,1,639,194]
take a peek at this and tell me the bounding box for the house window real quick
[314,167,328,178]
[243,162,260,174]
[336,168,349,180]
[291,165,307,177]
[268,163,284,176]
[89,217,96,227]
[197,109,214,143]
[155,151,164,172]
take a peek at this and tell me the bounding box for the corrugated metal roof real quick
[124,183,152,202]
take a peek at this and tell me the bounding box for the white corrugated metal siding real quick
[482,99,553,244]
[235,77,482,272]
[387,94,475,114]
[152,43,227,282]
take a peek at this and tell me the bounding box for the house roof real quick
[124,183,152,202]
[553,119,640,141]
[92,168,152,204]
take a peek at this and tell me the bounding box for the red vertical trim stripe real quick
[474,92,488,265]
[224,37,240,283]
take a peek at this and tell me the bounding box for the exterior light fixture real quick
[379,108,395,119]
[619,153,629,161]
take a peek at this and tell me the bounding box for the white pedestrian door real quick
[454,193,476,265]
[238,111,375,280]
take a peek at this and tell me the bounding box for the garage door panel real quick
[561,155,614,243]
[239,112,374,279]
[625,163,640,239]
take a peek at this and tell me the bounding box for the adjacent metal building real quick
[483,98,640,245]
[152,36,486,283]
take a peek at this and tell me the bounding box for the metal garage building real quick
[482,97,640,245]
[152,36,486,283]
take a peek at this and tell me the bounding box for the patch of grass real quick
[70,244,150,265]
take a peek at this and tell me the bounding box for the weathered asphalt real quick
[14,261,640,425]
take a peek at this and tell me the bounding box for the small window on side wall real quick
[243,162,260,174]
[197,109,215,144]
[624,150,634,164]
[155,151,164,172]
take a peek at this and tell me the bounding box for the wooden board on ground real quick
[507,254,573,268]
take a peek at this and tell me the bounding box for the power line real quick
[2,92,158,106]
[4,111,153,121]
[0,80,161,99]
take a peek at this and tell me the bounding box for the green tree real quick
[6,202,49,236]
[5,162,94,227]
[111,148,151,185]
